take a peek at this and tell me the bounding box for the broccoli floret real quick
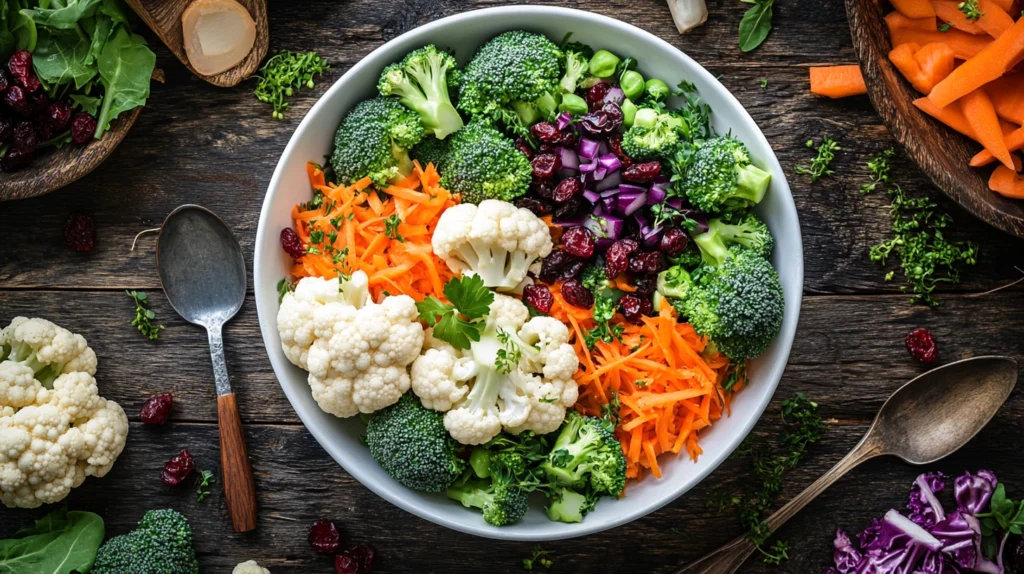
[440,121,532,203]
[683,135,772,214]
[546,487,598,523]
[693,213,775,267]
[621,113,682,160]
[411,136,451,172]
[539,412,627,497]
[447,474,530,526]
[366,393,466,492]
[681,248,784,360]
[92,509,198,574]
[378,45,464,140]
[670,244,704,270]
[657,265,693,300]
[457,31,564,135]
[330,97,425,186]
[580,260,616,296]
[559,50,590,94]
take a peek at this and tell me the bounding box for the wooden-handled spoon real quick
[122,0,269,87]
[156,205,258,532]
[675,355,1018,574]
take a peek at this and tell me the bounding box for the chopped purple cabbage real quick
[955,470,998,516]
[909,472,947,528]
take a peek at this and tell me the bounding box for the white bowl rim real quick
[254,4,803,541]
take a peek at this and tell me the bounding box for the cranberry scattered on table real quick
[63,213,96,252]
[160,449,195,486]
[140,394,174,425]
[905,328,938,363]
[308,519,342,554]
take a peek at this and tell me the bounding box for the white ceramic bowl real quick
[255,5,803,541]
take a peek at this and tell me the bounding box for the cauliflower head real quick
[410,294,579,445]
[277,271,425,417]
[234,560,271,574]
[431,200,553,292]
[0,317,128,509]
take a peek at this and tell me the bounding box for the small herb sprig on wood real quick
[795,136,840,182]
[255,51,330,119]
[739,0,776,52]
[522,545,554,570]
[195,469,216,502]
[126,290,164,340]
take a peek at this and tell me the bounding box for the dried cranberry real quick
[514,196,553,216]
[4,85,33,116]
[619,294,644,324]
[280,227,305,259]
[530,122,562,144]
[63,213,95,252]
[633,274,657,297]
[308,519,342,553]
[0,147,31,171]
[532,180,554,200]
[531,153,560,179]
[659,227,689,255]
[602,103,624,128]
[629,252,666,274]
[552,196,586,221]
[44,101,72,131]
[558,130,578,148]
[0,68,9,93]
[12,121,36,153]
[577,110,612,136]
[608,134,633,167]
[8,51,40,93]
[28,90,48,114]
[0,116,12,144]
[586,82,611,110]
[523,284,554,313]
[515,137,533,159]
[70,113,96,145]
[561,226,595,258]
[161,449,195,486]
[552,177,582,203]
[140,394,173,425]
[561,278,594,309]
[335,543,375,574]
[622,161,662,183]
[604,239,639,279]
[539,249,585,283]
[905,328,937,363]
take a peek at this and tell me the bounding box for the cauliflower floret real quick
[410,295,580,445]
[278,271,425,418]
[0,318,127,509]
[233,560,270,574]
[432,200,553,291]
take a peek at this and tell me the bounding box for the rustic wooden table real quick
[2,0,1023,572]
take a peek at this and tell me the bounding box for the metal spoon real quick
[676,355,1018,574]
[156,205,257,533]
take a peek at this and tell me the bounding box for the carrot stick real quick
[891,43,934,93]
[914,96,980,140]
[929,18,1024,108]
[893,0,937,18]
[932,0,986,34]
[962,89,1016,168]
[971,125,1024,165]
[891,28,992,60]
[975,0,1014,38]
[989,164,1024,198]
[985,72,1024,125]
[914,43,956,88]
[809,65,868,98]
[987,0,1012,11]
[886,11,939,33]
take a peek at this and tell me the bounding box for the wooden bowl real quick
[0,108,141,202]
[845,0,1024,239]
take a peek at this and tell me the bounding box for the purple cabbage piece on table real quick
[955,470,998,516]
[909,472,947,528]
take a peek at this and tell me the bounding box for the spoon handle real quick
[673,434,883,574]
[209,325,258,532]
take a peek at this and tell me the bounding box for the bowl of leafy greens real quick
[0,0,156,201]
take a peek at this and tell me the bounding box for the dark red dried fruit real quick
[905,328,937,363]
[523,284,554,313]
[659,227,689,255]
[539,249,586,283]
[622,161,662,183]
[586,82,611,110]
[0,147,31,172]
[619,294,644,324]
[531,153,560,179]
[604,238,639,279]
[629,252,666,274]
[559,131,578,149]
[4,85,33,116]
[63,213,95,252]
[514,196,553,216]
[602,103,624,127]
[515,137,533,159]
[532,180,554,200]
[577,110,614,136]
[12,121,36,153]
[561,278,594,309]
[608,134,633,167]
[0,116,11,144]
[8,51,40,93]
[552,177,582,203]
[70,113,96,145]
[45,101,72,131]
[140,394,173,425]
[530,122,562,144]
[309,519,342,554]
[561,226,595,258]
[552,196,586,221]
[633,274,657,297]
[28,90,48,114]
[0,68,10,93]
[280,227,305,259]
[335,543,375,574]
[161,449,195,486]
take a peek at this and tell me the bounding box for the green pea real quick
[589,50,621,78]
[633,108,659,128]
[645,78,670,101]
[621,99,638,126]
[559,93,589,116]
[620,70,645,100]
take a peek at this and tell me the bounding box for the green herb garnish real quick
[495,328,522,374]
[860,147,896,194]
[195,469,216,502]
[254,50,330,119]
[958,0,983,20]
[939,22,954,31]
[416,275,494,349]
[795,136,840,181]
[522,545,554,570]
[126,290,164,340]
[739,0,775,52]
[384,214,405,242]
[276,278,294,303]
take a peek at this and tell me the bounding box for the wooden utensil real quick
[674,355,1018,574]
[0,108,140,202]
[156,205,258,532]
[123,0,269,87]
[845,0,1024,239]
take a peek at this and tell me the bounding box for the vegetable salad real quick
[275,30,785,527]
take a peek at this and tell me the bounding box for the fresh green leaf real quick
[98,0,129,26]
[20,0,101,29]
[442,274,493,320]
[416,275,494,350]
[795,136,840,182]
[195,469,216,502]
[83,13,113,65]
[6,0,38,55]
[276,278,294,303]
[32,26,96,88]
[70,93,100,114]
[254,50,329,119]
[0,1,16,60]
[432,308,483,350]
[0,507,105,574]
[522,545,554,570]
[958,0,983,20]
[95,26,154,138]
[126,289,164,340]
[738,0,774,52]
[384,213,405,242]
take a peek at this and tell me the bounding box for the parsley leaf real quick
[416,275,494,350]
[860,147,896,194]
[276,278,294,303]
[958,0,983,19]
[384,214,405,243]
[195,469,216,502]
[795,136,840,182]
[126,290,164,340]
[444,274,493,319]
[254,50,330,119]
[739,0,775,52]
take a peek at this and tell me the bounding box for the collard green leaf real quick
[95,25,153,137]
[7,0,37,53]
[70,93,100,114]
[84,13,111,63]
[98,0,129,26]
[0,1,15,60]
[32,26,95,88]
[20,0,100,29]
[738,0,774,53]
[0,507,105,574]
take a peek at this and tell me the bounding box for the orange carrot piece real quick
[891,43,932,93]
[989,164,1024,198]
[962,89,1016,168]
[932,0,986,34]
[914,97,979,140]
[886,11,939,33]
[975,0,1014,38]
[891,28,992,60]
[643,442,662,479]
[929,18,1024,108]
[893,0,937,18]
[971,125,1024,165]
[987,0,1012,10]
[809,65,867,98]
[985,73,1024,125]
[914,43,956,90]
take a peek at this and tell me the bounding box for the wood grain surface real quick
[1,0,1023,573]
